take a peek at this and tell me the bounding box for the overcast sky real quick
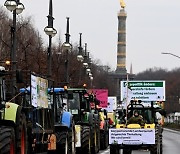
[1,0,180,74]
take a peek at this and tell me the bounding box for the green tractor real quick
[98,109,109,150]
[0,66,28,154]
[65,88,100,154]
[88,93,109,150]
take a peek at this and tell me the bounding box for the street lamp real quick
[161,52,180,59]
[44,0,57,78]
[62,17,72,84]
[77,33,84,62]
[83,43,88,68]
[4,0,25,97]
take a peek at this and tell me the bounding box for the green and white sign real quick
[121,80,165,102]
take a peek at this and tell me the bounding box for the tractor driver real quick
[127,110,144,126]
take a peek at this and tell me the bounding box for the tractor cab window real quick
[68,93,80,111]
[80,94,90,111]
[144,110,153,123]
[55,95,64,109]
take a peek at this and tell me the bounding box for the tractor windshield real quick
[68,93,80,111]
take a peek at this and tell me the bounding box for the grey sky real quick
[1,0,180,74]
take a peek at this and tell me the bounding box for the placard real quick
[109,128,155,145]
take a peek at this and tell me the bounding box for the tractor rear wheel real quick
[100,130,108,150]
[16,113,28,154]
[68,125,76,154]
[110,145,119,154]
[81,126,91,154]
[0,126,15,154]
[56,131,69,154]
[160,135,163,154]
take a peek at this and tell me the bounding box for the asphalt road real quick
[99,128,180,154]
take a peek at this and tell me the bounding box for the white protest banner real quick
[37,77,48,108]
[109,129,155,145]
[105,97,117,112]
[121,81,165,102]
[31,74,37,107]
[31,74,48,108]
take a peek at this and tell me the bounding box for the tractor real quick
[88,92,109,150]
[0,66,28,154]
[19,74,75,154]
[109,100,165,154]
[65,88,100,154]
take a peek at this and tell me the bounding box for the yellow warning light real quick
[64,86,68,90]
[5,60,11,65]
[83,83,87,87]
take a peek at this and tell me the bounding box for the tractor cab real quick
[66,88,91,124]
[117,100,166,129]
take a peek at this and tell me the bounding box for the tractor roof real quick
[66,88,87,93]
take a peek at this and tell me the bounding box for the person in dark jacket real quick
[127,110,144,126]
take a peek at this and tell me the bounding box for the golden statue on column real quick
[120,0,126,8]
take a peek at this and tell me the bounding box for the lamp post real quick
[161,52,180,59]
[44,0,57,78]
[77,33,84,85]
[87,52,93,87]
[83,43,88,68]
[62,17,72,85]
[4,0,25,97]
[77,33,84,62]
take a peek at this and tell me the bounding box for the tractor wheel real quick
[100,130,108,150]
[123,149,132,154]
[110,145,119,154]
[91,129,98,154]
[56,131,69,154]
[100,130,105,150]
[81,126,91,154]
[150,145,157,154]
[68,126,76,154]
[160,135,163,154]
[16,113,28,154]
[0,126,16,154]
[150,134,162,154]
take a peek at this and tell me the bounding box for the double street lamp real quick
[4,0,25,96]
[44,0,57,78]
